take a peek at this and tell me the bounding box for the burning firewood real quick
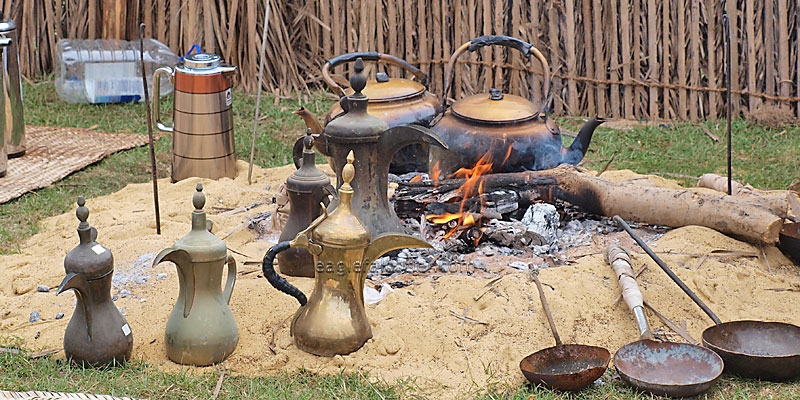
[397,165,785,245]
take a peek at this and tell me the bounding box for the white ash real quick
[29,311,40,323]
[37,284,51,293]
[156,273,168,281]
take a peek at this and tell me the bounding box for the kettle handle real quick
[152,66,175,132]
[322,51,429,98]
[222,255,237,304]
[262,241,308,306]
[441,35,551,111]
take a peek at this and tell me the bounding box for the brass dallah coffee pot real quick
[277,129,335,277]
[153,183,238,366]
[57,196,133,366]
[314,58,447,236]
[263,151,432,356]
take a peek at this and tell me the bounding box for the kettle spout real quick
[562,116,606,165]
[363,234,433,265]
[57,272,94,341]
[377,125,448,162]
[293,107,323,136]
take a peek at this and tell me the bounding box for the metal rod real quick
[612,215,722,325]
[723,14,732,196]
[247,0,272,185]
[140,23,161,235]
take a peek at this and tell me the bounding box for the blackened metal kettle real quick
[153,182,238,366]
[57,196,133,366]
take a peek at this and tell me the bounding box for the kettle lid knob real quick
[193,182,205,211]
[76,196,90,230]
[349,58,367,99]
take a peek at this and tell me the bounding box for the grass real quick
[2,76,800,399]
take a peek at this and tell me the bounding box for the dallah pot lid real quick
[64,196,114,279]
[451,88,538,124]
[341,77,425,103]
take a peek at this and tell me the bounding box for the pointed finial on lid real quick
[303,128,314,151]
[349,58,367,98]
[76,196,89,229]
[341,150,355,191]
[193,182,205,211]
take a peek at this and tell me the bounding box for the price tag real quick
[91,244,106,255]
[121,323,131,336]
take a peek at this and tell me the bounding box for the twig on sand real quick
[211,369,226,400]
[270,316,292,354]
[449,309,488,325]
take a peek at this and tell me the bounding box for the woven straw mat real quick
[0,126,154,204]
[0,391,140,400]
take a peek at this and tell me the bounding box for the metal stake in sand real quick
[723,14,732,196]
[140,23,162,234]
[247,0,272,185]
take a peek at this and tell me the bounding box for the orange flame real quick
[429,161,442,181]
[425,151,494,240]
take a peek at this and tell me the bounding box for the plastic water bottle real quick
[55,38,179,104]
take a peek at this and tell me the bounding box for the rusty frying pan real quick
[519,271,610,391]
[607,244,724,397]
[614,215,800,381]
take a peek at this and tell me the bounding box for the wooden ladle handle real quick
[605,244,653,340]
[531,270,562,346]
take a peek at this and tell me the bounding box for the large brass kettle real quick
[294,51,441,172]
[262,151,432,356]
[429,35,605,176]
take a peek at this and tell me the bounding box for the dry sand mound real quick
[1,161,798,398]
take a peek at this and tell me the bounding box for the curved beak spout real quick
[562,116,606,165]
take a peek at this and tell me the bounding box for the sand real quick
[1,161,799,398]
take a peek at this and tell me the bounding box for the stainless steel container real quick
[0,14,24,158]
[153,53,237,182]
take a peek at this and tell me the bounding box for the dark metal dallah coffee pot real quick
[153,183,238,366]
[57,196,133,366]
[277,129,335,277]
[263,151,432,356]
[317,58,447,236]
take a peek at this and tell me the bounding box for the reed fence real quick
[3,0,799,121]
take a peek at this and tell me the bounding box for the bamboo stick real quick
[725,0,740,113]
[564,0,578,114]
[662,0,671,119]
[647,0,658,118]
[703,0,719,119]
[620,0,633,118]
[632,0,642,117]
[689,0,701,119]
[745,1,759,111]
[608,1,620,118]
[777,0,790,99]
[582,0,595,114]
[764,0,774,103]
[592,0,605,116]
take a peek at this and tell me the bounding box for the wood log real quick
[397,166,783,244]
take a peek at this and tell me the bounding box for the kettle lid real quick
[451,88,538,124]
[63,196,114,279]
[343,77,425,103]
[172,183,228,262]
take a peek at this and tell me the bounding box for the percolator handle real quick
[223,255,237,304]
[152,66,174,132]
[262,241,307,306]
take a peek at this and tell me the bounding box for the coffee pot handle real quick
[152,66,174,132]
[262,241,308,306]
[223,255,237,304]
